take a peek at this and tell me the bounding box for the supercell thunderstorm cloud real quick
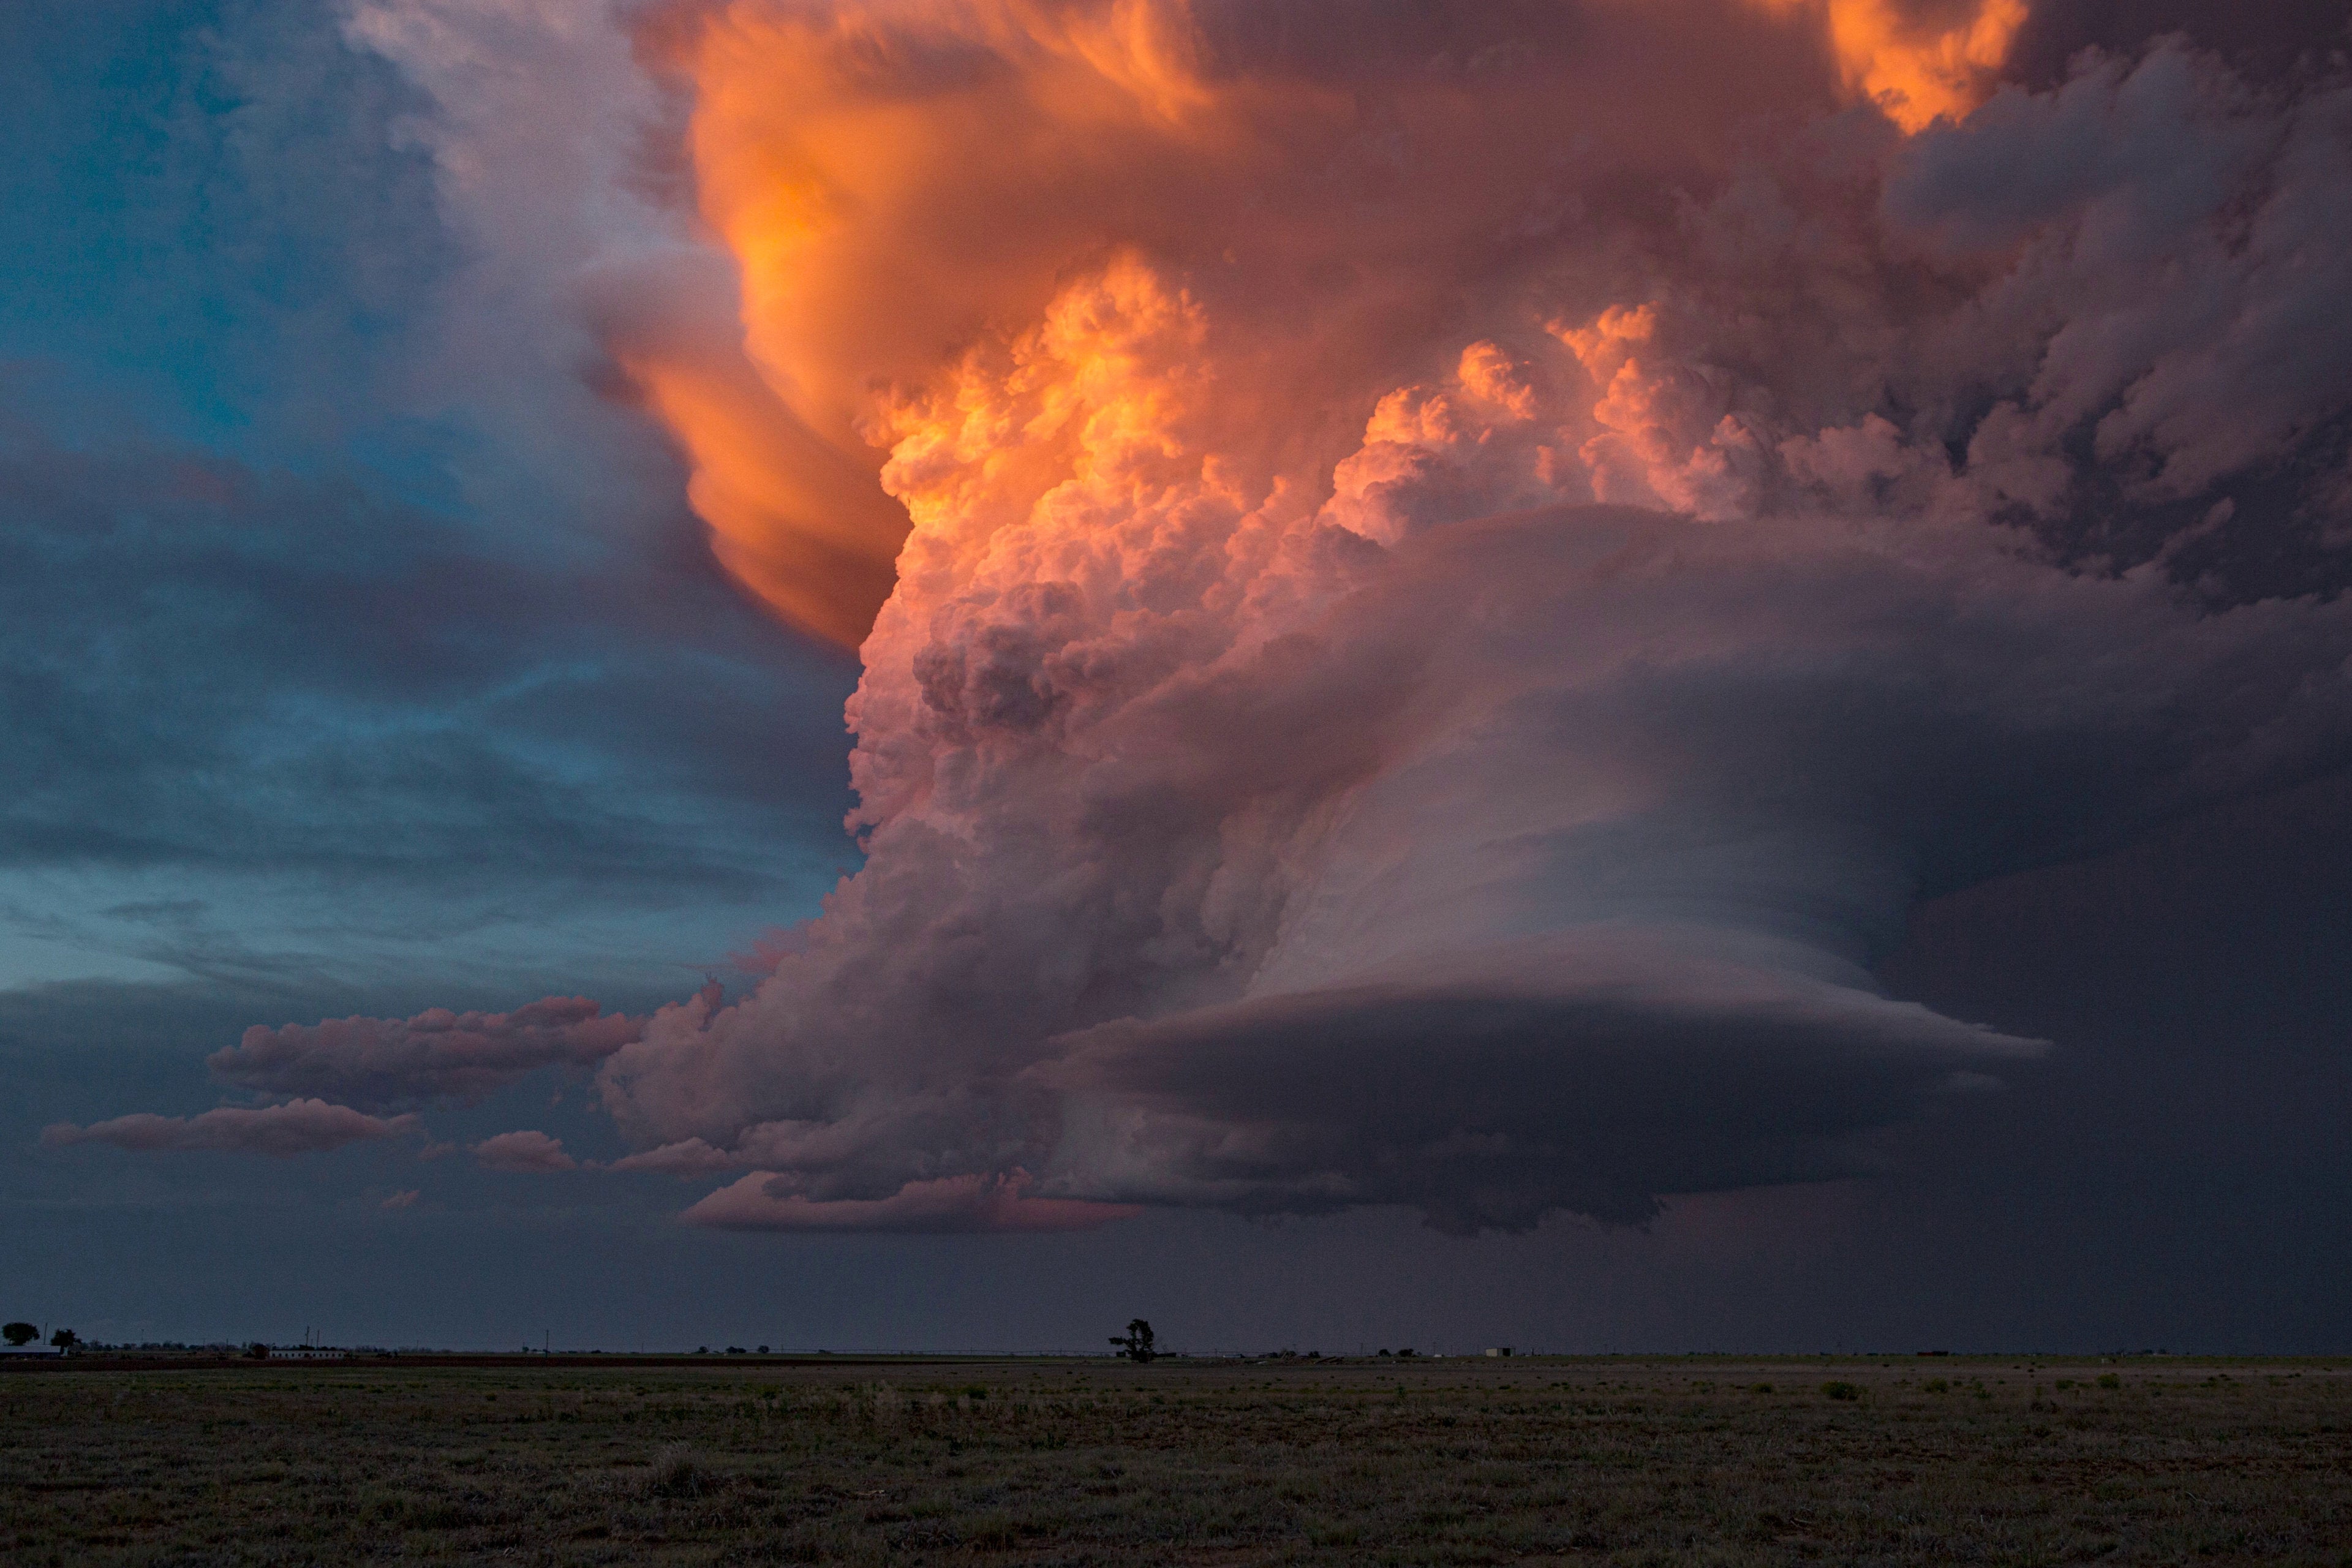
[53,0,2352,1240]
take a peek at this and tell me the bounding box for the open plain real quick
[5,1354,2350,1566]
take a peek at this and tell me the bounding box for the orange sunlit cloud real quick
[624,348,904,650]
[1747,0,2029,131]
[628,0,2029,649]
[627,0,1273,646]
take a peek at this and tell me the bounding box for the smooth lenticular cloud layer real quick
[74,2,2352,1233]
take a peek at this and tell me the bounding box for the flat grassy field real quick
[6,1354,2350,1565]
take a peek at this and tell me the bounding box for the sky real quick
[5,0,2351,1354]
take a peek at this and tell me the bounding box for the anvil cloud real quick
[71,0,2352,1236]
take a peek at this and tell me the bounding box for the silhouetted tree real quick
[48,1329,77,1351]
[1109,1319,1157,1362]
[2,1322,35,1347]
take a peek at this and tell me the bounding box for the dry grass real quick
[6,1355,2351,1564]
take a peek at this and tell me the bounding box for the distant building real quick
[1484,1347,1512,1358]
[266,1346,350,1360]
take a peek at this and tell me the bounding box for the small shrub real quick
[1820,1381,1862,1401]
[1923,1378,1949,1393]
[643,1446,704,1499]
[1750,1383,1774,1394]
[2097,1373,2122,1390]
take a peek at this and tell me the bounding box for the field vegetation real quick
[6,1355,2350,1564]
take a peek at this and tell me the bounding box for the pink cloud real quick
[470,1130,580,1173]
[381,1189,422,1210]
[42,1099,421,1158]
[726,927,810,976]
[680,1172,1139,1234]
[607,1137,743,1175]
[211,995,648,1111]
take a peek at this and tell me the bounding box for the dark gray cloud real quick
[2008,0,2351,88]
[1044,931,2041,1233]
